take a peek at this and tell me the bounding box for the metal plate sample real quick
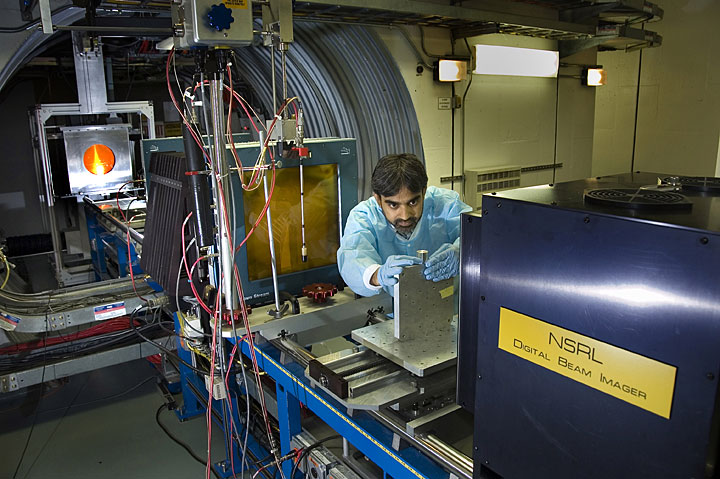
[352,318,457,377]
[393,265,454,341]
[62,125,133,195]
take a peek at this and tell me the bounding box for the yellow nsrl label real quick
[498,308,677,419]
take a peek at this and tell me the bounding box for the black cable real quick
[37,376,157,415]
[552,74,560,185]
[20,374,91,478]
[0,323,169,373]
[290,435,342,478]
[129,307,210,375]
[451,81,455,191]
[11,331,47,479]
[462,38,474,106]
[155,403,221,479]
[631,24,645,173]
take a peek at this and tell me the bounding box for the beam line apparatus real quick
[209,70,236,313]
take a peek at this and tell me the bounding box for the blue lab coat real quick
[337,186,471,296]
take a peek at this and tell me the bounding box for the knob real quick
[207,3,234,32]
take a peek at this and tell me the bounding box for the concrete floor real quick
[0,359,241,479]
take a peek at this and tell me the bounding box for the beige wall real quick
[593,0,720,177]
[377,27,598,198]
[374,26,457,191]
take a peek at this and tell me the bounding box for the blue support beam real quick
[276,381,302,477]
[233,337,449,479]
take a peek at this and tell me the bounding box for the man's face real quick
[374,187,425,238]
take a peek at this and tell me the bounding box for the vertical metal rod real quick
[342,438,349,458]
[210,73,233,466]
[260,132,282,313]
[270,43,277,116]
[297,110,307,262]
[210,75,235,312]
[199,74,219,288]
[34,112,64,284]
[281,45,287,118]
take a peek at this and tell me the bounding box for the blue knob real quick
[207,3,234,32]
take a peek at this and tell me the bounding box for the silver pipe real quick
[259,132,282,313]
[54,25,174,34]
[270,43,277,116]
[34,112,64,284]
[342,438,349,458]
[267,337,473,478]
[210,76,235,312]
[425,434,473,473]
[371,412,472,479]
[211,74,233,463]
[281,44,288,118]
[83,197,144,244]
[199,74,220,293]
[297,110,307,262]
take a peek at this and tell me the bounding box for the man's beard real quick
[394,218,418,239]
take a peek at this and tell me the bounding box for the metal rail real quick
[268,336,473,478]
[83,196,144,245]
[0,338,169,393]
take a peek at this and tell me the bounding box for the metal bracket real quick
[38,0,53,34]
[440,175,464,184]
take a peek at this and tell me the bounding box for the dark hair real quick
[371,153,428,197]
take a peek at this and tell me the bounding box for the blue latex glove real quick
[377,255,422,288]
[423,243,460,282]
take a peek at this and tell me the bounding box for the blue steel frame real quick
[85,205,141,280]
[229,335,449,479]
[173,326,450,478]
[173,313,275,478]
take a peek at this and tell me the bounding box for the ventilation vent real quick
[140,151,193,295]
[464,166,522,210]
[584,188,692,211]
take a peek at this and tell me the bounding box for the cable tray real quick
[584,188,692,211]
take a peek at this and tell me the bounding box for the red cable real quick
[115,181,148,303]
[166,48,211,162]
[181,213,214,315]
[0,317,136,355]
[212,149,278,464]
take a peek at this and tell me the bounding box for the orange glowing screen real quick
[83,144,116,175]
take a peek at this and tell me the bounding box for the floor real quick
[0,359,240,479]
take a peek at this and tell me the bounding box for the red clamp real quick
[293,147,310,158]
[302,283,338,303]
[222,307,252,325]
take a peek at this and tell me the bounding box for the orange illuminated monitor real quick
[83,144,116,175]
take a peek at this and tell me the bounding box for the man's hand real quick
[372,255,422,287]
[423,244,460,282]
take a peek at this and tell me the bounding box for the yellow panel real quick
[498,307,677,419]
[243,165,339,281]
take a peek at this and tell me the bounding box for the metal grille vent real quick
[140,152,193,295]
[661,176,720,193]
[584,188,692,211]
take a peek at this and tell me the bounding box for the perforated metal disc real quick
[661,176,720,192]
[584,188,692,210]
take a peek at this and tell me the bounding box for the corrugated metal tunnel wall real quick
[234,21,424,201]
